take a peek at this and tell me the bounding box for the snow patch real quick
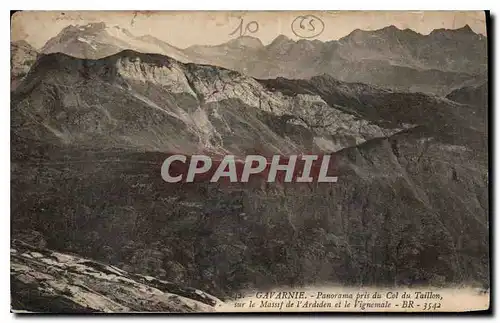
[77,37,97,50]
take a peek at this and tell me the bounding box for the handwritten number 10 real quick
[229,19,259,37]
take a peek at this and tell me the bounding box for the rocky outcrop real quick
[11,40,38,90]
[11,239,221,313]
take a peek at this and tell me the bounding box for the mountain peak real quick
[380,25,401,32]
[340,26,392,42]
[43,22,108,51]
[430,24,478,36]
[269,34,293,46]
[457,24,475,33]
[106,49,178,64]
[227,36,264,48]
[61,22,107,34]
[376,25,422,38]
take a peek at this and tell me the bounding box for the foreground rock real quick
[11,239,222,313]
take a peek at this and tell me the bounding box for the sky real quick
[11,11,487,50]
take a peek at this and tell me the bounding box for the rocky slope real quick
[11,239,221,313]
[11,40,38,90]
[446,82,488,108]
[11,127,489,299]
[12,50,426,155]
[11,50,489,309]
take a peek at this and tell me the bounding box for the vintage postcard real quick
[10,10,489,313]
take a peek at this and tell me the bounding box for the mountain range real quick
[13,49,487,156]
[20,22,488,96]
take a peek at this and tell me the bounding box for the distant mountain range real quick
[185,25,487,95]
[21,22,488,96]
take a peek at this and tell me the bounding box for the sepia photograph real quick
[9,10,490,313]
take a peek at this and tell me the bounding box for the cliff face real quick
[11,50,489,308]
[12,51,418,155]
[11,40,38,90]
